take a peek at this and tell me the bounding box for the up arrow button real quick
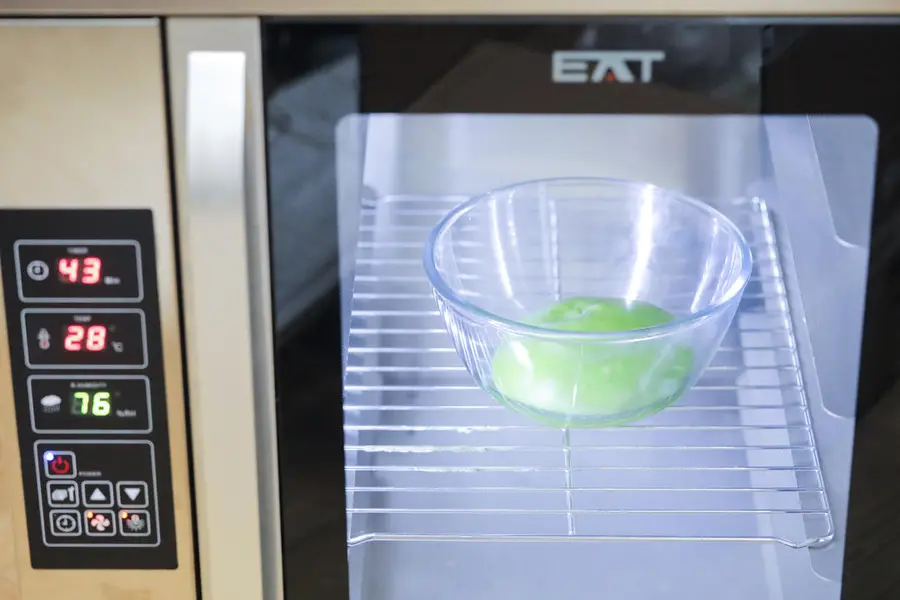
[81,481,113,508]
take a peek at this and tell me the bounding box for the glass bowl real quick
[423,177,753,428]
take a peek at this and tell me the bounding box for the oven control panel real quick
[0,210,177,569]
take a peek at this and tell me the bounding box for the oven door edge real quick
[165,17,283,600]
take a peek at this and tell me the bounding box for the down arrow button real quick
[116,481,149,508]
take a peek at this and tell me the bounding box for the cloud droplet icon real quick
[40,395,62,413]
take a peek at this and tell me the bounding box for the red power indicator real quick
[49,455,72,475]
[57,257,102,284]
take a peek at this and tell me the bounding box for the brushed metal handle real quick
[187,51,247,206]
[184,48,267,599]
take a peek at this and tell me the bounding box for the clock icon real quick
[26,260,50,281]
[49,510,82,537]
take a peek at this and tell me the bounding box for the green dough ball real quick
[491,297,694,425]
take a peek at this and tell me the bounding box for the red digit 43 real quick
[57,257,102,284]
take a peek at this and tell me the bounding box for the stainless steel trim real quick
[241,22,286,600]
[166,18,282,600]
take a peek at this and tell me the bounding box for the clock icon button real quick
[26,260,50,281]
[49,510,82,537]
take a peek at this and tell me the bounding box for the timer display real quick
[22,309,147,369]
[57,256,103,284]
[28,376,151,433]
[15,240,142,302]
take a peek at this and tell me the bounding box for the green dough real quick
[491,297,694,425]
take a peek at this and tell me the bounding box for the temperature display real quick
[64,325,108,352]
[21,309,147,369]
[28,376,151,433]
[15,240,142,302]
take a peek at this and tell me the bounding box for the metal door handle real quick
[184,46,265,597]
[187,51,248,207]
[170,18,282,600]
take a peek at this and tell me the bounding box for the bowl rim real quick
[422,176,754,342]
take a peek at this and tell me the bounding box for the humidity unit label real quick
[0,210,178,570]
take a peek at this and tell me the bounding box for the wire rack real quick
[343,194,834,549]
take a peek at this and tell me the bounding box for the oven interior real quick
[330,114,874,600]
[261,21,895,600]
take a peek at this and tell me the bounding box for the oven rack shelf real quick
[343,194,834,549]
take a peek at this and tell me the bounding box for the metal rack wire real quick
[343,194,834,549]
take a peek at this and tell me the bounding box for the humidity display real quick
[72,390,111,416]
[29,376,151,432]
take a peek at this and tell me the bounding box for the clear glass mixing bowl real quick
[423,178,753,428]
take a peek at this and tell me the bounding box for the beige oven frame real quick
[0,20,199,600]
[1,0,900,15]
[0,16,280,600]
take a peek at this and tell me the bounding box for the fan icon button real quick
[85,510,116,537]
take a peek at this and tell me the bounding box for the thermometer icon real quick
[37,328,50,350]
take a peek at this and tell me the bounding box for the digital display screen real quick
[22,309,147,368]
[15,240,142,302]
[29,376,151,433]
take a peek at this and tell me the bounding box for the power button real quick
[43,451,76,479]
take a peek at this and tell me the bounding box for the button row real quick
[49,509,152,537]
[46,480,149,509]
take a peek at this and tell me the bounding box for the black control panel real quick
[0,210,178,570]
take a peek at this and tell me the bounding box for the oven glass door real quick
[257,20,900,600]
